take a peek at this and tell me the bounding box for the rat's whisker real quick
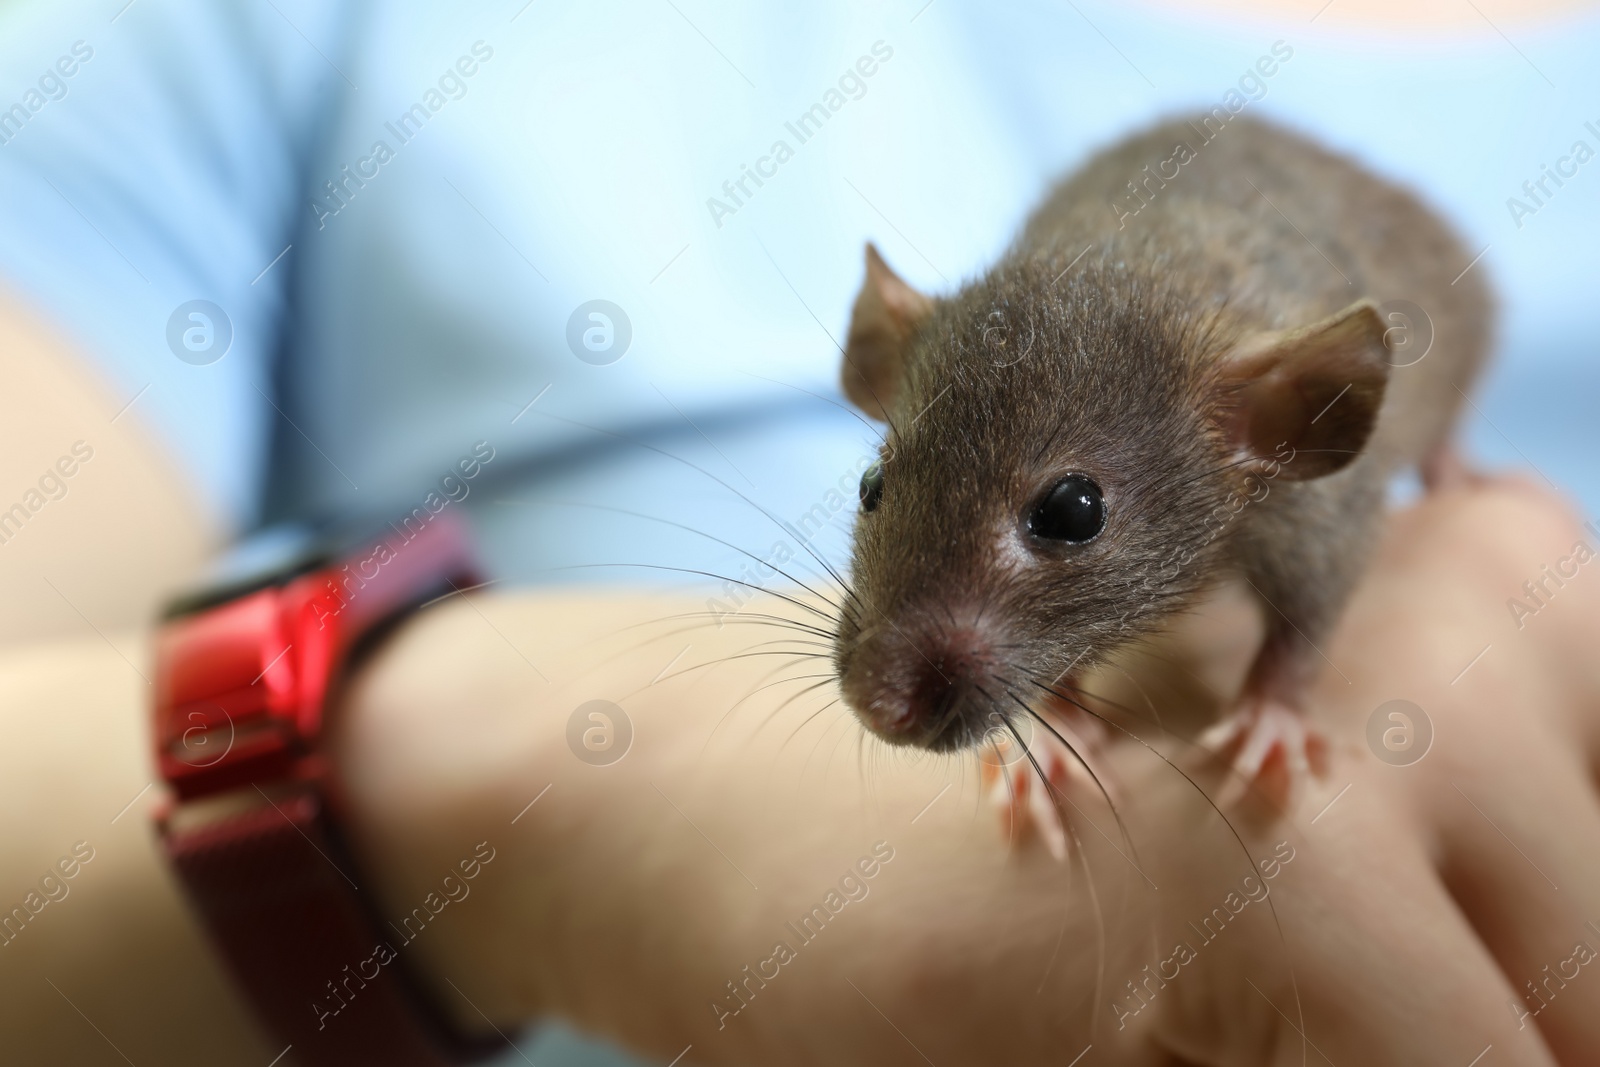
[803,699,863,782]
[1061,813,1110,1037]
[643,614,832,646]
[739,369,888,444]
[696,661,834,755]
[696,613,840,642]
[590,615,837,680]
[1033,852,1075,993]
[779,691,846,754]
[985,734,1023,846]
[615,639,826,703]
[919,669,972,747]
[1004,686,1140,876]
[528,408,863,610]
[1020,673,1305,1012]
[1135,453,1269,495]
[554,562,840,626]
[693,649,833,667]
[839,342,904,443]
[1002,717,1059,842]
[644,651,830,714]
[525,498,847,612]
[998,713,1113,1023]
[745,675,842,740]
[595,608,838,644]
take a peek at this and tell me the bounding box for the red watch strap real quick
[163,785,503,1066]
[153,513,507,1066]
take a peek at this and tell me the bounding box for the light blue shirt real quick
[1,1,1595,593]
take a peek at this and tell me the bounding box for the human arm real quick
[4,285,1599,1064]
[334,477,1600,1066]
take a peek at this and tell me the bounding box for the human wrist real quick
[324,586,932,1058]
[327,593,549,1037]
[324,587,808,1048]
[323,586,718,1032]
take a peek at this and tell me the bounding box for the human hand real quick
[331,473,1600,1066]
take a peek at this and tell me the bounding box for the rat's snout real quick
[838,614,1006,752]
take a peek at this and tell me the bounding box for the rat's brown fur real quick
[834,115,1491,752]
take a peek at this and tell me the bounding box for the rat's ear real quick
[842,244,932,420]
[1220,299,1391,481]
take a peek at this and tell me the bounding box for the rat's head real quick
[832,244,1392,752]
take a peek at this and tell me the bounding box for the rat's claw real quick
[984,750,1067,861]
[1202,699,1328,810]
[1028,770,1070,861]
[981,709,1105,861]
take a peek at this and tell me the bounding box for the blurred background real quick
[0,0,1595,1062]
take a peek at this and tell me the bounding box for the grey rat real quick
[830,114,1490,811]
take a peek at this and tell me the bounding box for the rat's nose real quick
[842,623,996,749]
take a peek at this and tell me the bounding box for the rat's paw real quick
[1200,699,1328,811]
[982,752,1069,860]
[979,710,1108,861]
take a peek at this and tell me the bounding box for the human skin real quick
[336,474,1600,1067]
[0,289,216,641]
[1,300,1598,1066]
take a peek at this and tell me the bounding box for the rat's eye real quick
[1028,474,1105,543]
[860,461,885,513]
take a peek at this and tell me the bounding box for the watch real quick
[151,510,508,1066]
